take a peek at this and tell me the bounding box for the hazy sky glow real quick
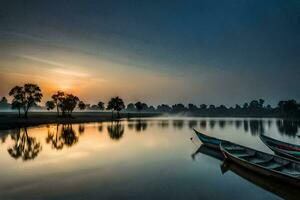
[0,0,299,106]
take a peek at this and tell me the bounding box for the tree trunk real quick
[111,111,114,119]
[117,111,120,119]
[56,105,59,116]
[18,108,21,118]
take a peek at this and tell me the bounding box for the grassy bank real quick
[0,112,161,130]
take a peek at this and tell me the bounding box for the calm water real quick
[0,117,300,200]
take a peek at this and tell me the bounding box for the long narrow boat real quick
[193,144,300,199]
[260,134,300,161]
[220,141,300,187]
[193,129,225,149]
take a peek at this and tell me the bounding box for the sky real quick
[0,0,299,106]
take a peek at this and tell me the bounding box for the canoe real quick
[193,129,225,149]
[260,134,300,161]
[220,141,300,187]
[193,144,300,199]
[221,160,300,200]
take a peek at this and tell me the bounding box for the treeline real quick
[1,83,299,118]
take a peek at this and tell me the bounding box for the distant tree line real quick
[1,83,300,119]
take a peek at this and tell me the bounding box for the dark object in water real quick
[193,144,300,200]
[220,141,300,187]
[260,134,300,161]
[193,129,225,149]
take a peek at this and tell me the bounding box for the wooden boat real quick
[193,129,225,149]
[260,134,300,161]
[193,144,300,199]
[220,141,300,187]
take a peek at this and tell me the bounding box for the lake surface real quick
[0,117,299,200]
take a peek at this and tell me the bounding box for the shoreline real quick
[0,112,298,131]
[0,112,161,130]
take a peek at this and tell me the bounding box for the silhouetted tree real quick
[59,94,79,117]
[278,100,299,118]
[9,86,24,117]
[97,101,105,111]
[0,96,9,110]
[46,124,79,149]
[107,96,125,119]
[0,96,7,103]
[172,104,186,113]
[11,100,22,117]
[157,104,171,113]
[51,91,65,116]
[135,101,143,111]
[9,84,43,118]
[45,100,55,111]
[188,104,198,113]
[148,105,156,112]
[78,101,86,110]
[126,103,136,112]
[135,101,148,116]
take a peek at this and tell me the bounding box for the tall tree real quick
[9,84,43,118]
[51,91,65,116]
[107,96,125,119]
[97,101,105,111]
[23,84,43,118]
[59,94,79,116]
[135,102,143,112]
[9,86,24,117]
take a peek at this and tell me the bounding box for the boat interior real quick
[222,142,300,177]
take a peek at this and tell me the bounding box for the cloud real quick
[18,54,89,78]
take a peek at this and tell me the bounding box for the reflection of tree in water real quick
[157,120,169,129]
[107,121,124,140]
[243,120,249,132]
[188,120,197,129]
[46,124,79,150]
[135,120,148,132]
[218,120,226,129]
[173,120,184,129]
[276,120,299,136]
[267,120,272,128]
[78,124,85,135]
[98,122,103,133]
[61,125,79,147]
[200,120,207,129]
[249,120,264,135]
[127,122,134,130]
[0,134,8,144]
[8,128,42,161]
[209,120,216,129]
[235,120,242,129]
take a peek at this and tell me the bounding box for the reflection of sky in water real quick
[0,117,299,200]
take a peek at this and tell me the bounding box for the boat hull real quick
[221,142,300,187]
[260,134,300,161]
[193,129,224,149]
